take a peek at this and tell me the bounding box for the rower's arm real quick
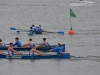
[52,47,58,51]
[23,43,29,46]
[13,42,17,46]
[10,47,18,53]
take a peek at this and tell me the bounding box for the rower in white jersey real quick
[23,38,35,48]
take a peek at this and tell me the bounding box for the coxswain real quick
[50,43,65,55]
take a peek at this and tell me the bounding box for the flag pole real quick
[68,8,75,35]
[70,16,72,30]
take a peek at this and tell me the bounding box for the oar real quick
[10,27,28,34]
[43,30,64,34]
[10,27,64,34]
[10,27,21,30]
[10,27,28,31]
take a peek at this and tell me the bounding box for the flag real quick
[70,9,76,17]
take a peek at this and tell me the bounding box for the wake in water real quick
[71,56,100,62]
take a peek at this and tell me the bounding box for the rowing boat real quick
[0,53,70,59]
[10,27,64,35]
[28,30,42,35]
[0,44,65,52]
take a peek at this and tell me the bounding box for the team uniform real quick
[41,42,50,47]
[8,51,14,55]
[13,40,22,48]
[29,49,34,56]
[0,42,6,47]
[32,27,36,32]
[29,43,35,48]
[52,46,62,55]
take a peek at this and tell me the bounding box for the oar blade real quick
[10,27,16,30]
[17,30,20,34]
[57,31,64,34]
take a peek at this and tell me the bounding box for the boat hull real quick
[0,44,65,52]
[0,53,70,59]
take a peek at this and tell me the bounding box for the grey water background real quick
[0,0,100,75]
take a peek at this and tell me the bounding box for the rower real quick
[50,43,65,55]
[32,24,35,29]
[29,45,42,56]
[8,43,21,55]
[39,38,50,47]
[36,25,42,32]
[13,37,22,48]
[32,24,36,32]
[23,38,35,48]
[0,39,6,47]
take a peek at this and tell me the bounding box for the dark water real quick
[0,0,100,75]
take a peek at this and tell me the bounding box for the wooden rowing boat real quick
[0,44,65,52]
[0,53,70,59]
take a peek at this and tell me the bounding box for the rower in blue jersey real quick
[32,24,36,32]
[30,27,35,32]
[8,43,22,55]
[39,38,50,47]
[38,25,42,32]
[23,38,34,48]
[13,37,22,48]
[29,45,42,56]
[50,43,65,55]
[0,39,6,47]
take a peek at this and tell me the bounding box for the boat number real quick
[6,55,21,59]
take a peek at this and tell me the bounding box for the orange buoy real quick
[68,29,75,35]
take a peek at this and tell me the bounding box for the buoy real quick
[68,29,75,35]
